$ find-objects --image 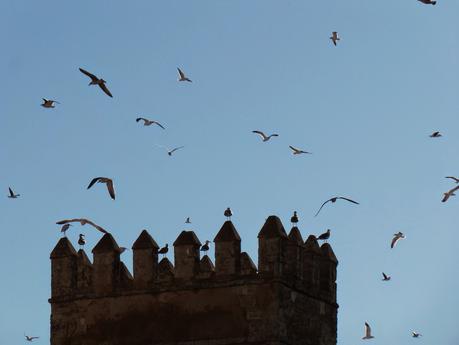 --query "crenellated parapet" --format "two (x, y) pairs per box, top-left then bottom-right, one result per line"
(49, 214), (339, 345)
(49, 215), (338, 302)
